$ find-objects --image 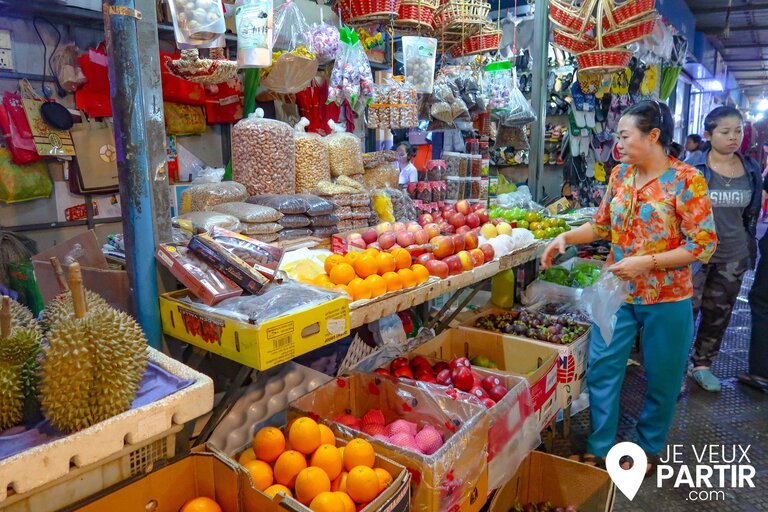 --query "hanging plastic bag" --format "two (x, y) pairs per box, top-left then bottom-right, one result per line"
(580, 270), (630, 346)
(402, 36), (437, 94)
(0, 148), (52, 203)
(328, 28), (374, 107)
(168, 0), (226, 44)
(50, 43), (87, 93)
(235, 0), (274, 68)
(308, 22), (341, 65)
(261, 0), (318, 94)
